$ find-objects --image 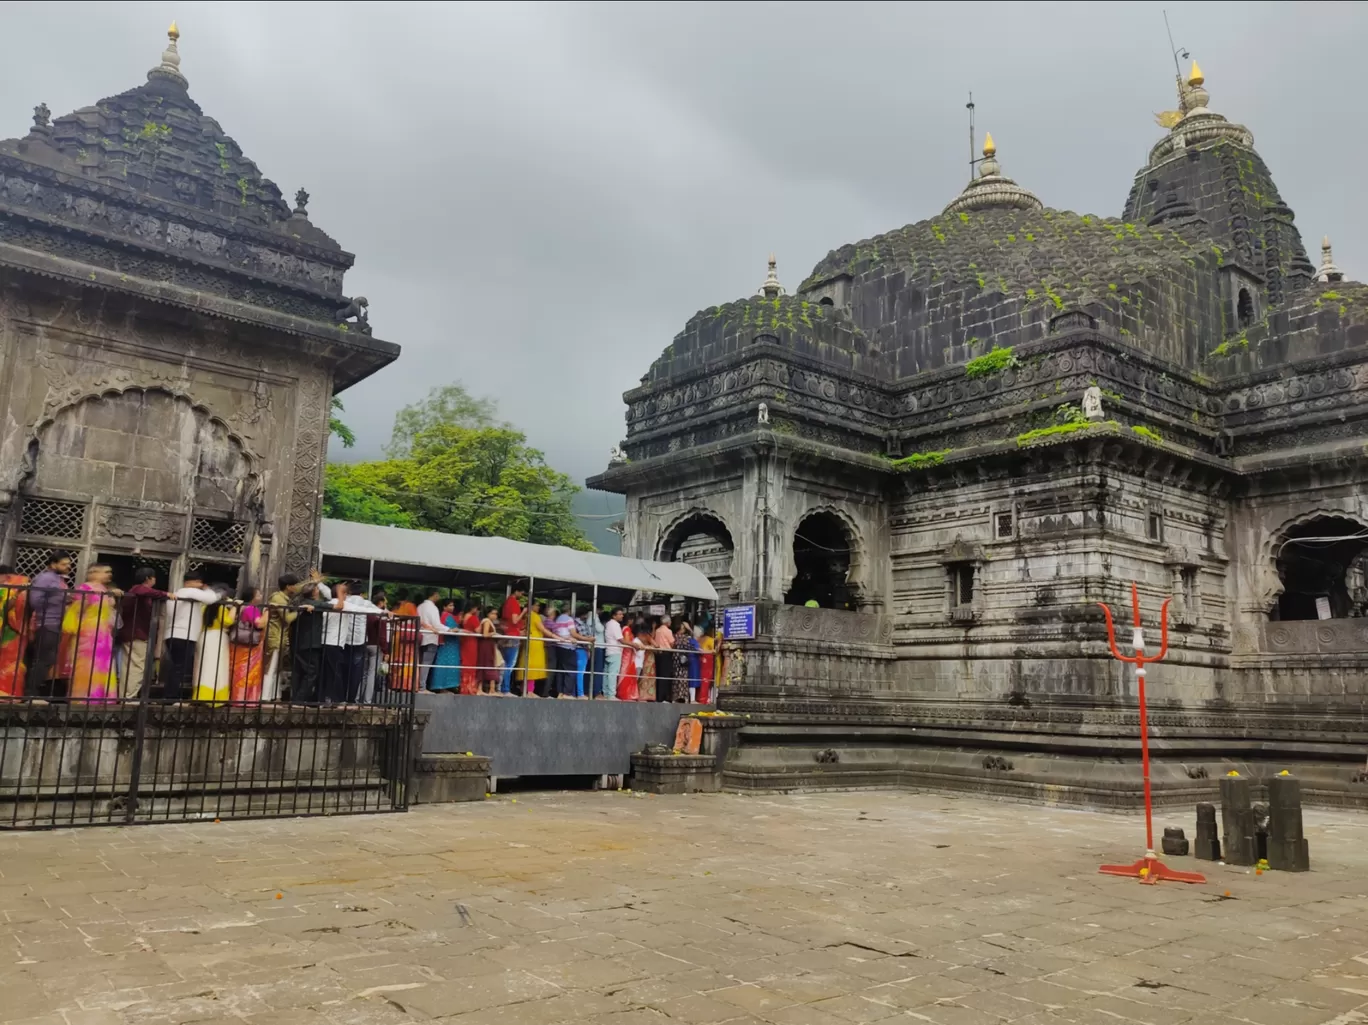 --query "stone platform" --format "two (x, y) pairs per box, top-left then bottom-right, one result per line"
(718, 695), (1368, 810)
(416, 693), (707, 780)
